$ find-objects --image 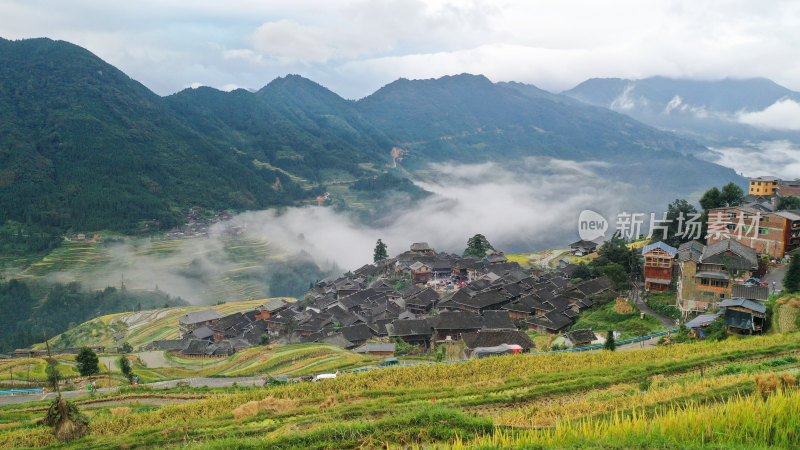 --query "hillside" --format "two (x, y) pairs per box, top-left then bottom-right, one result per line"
(0, 38), (311, 251)
(1, 332), (799, 447)
(1, 38), (744, 259)
(563, 76), (800, 146)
